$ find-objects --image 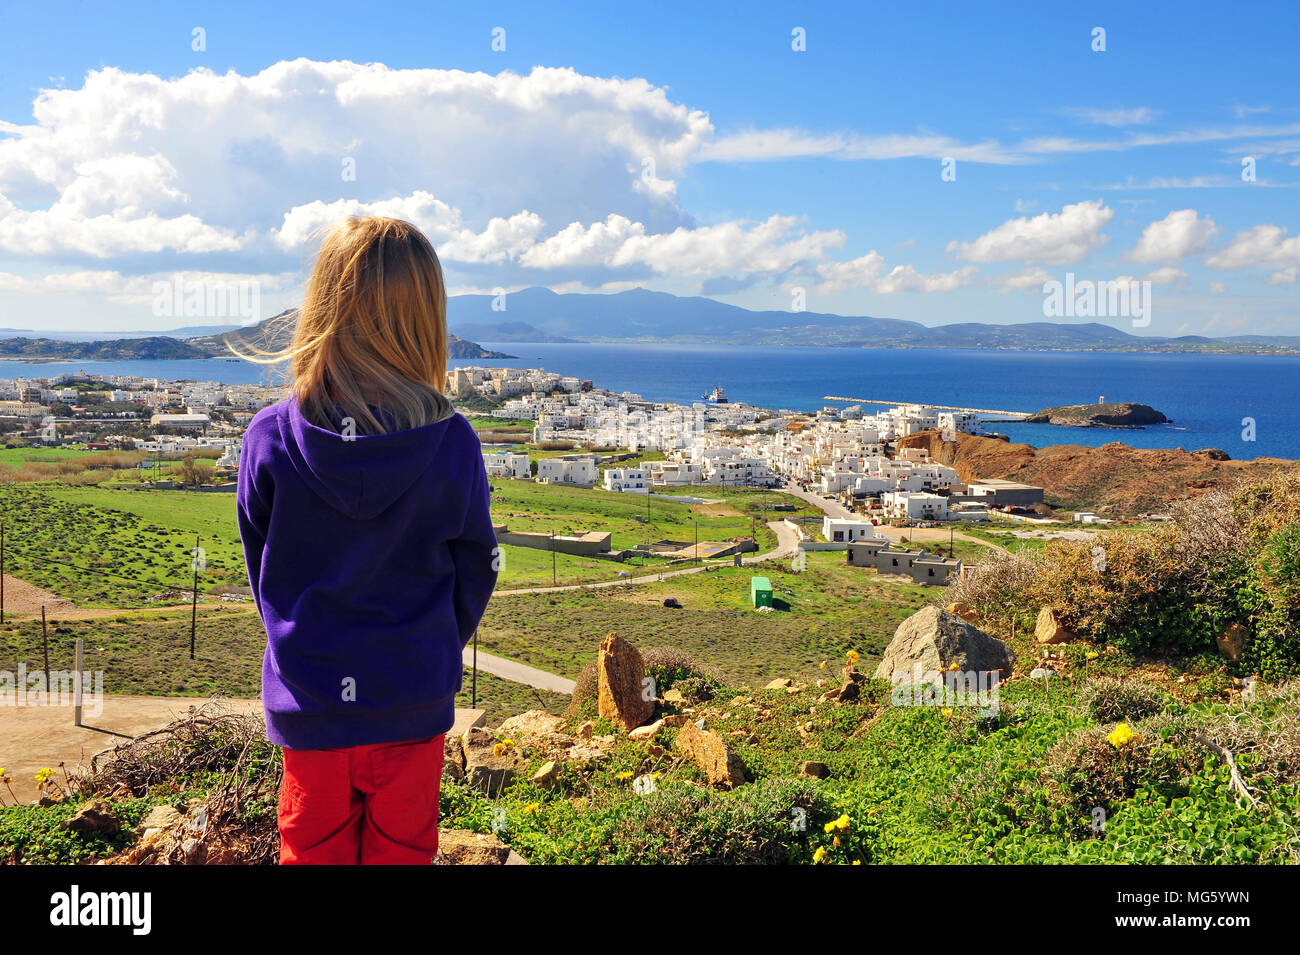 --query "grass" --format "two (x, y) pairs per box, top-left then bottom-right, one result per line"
(479, 551), (937, 685)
